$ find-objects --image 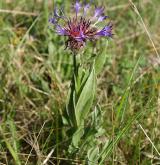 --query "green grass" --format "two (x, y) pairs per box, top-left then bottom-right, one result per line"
(0, 0), (160, 164)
